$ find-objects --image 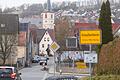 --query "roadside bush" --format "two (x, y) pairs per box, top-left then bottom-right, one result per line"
(94, 38), (120, 75)
(81, 75), (120, 80)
